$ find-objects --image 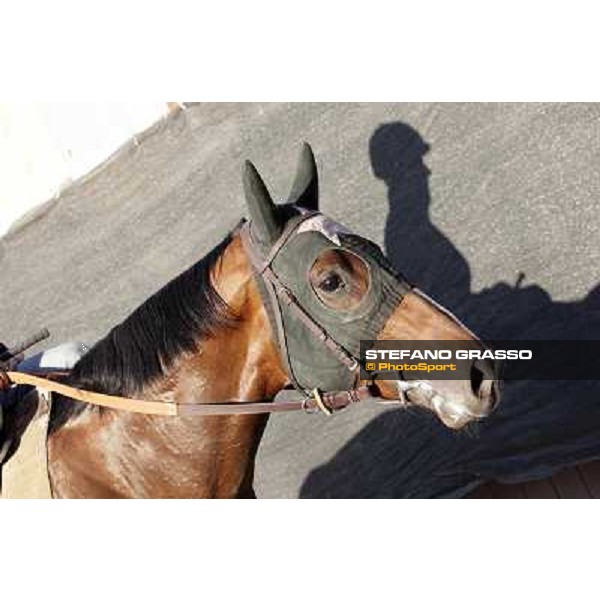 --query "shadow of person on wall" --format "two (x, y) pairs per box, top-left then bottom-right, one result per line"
(300, 122), (600, 498)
